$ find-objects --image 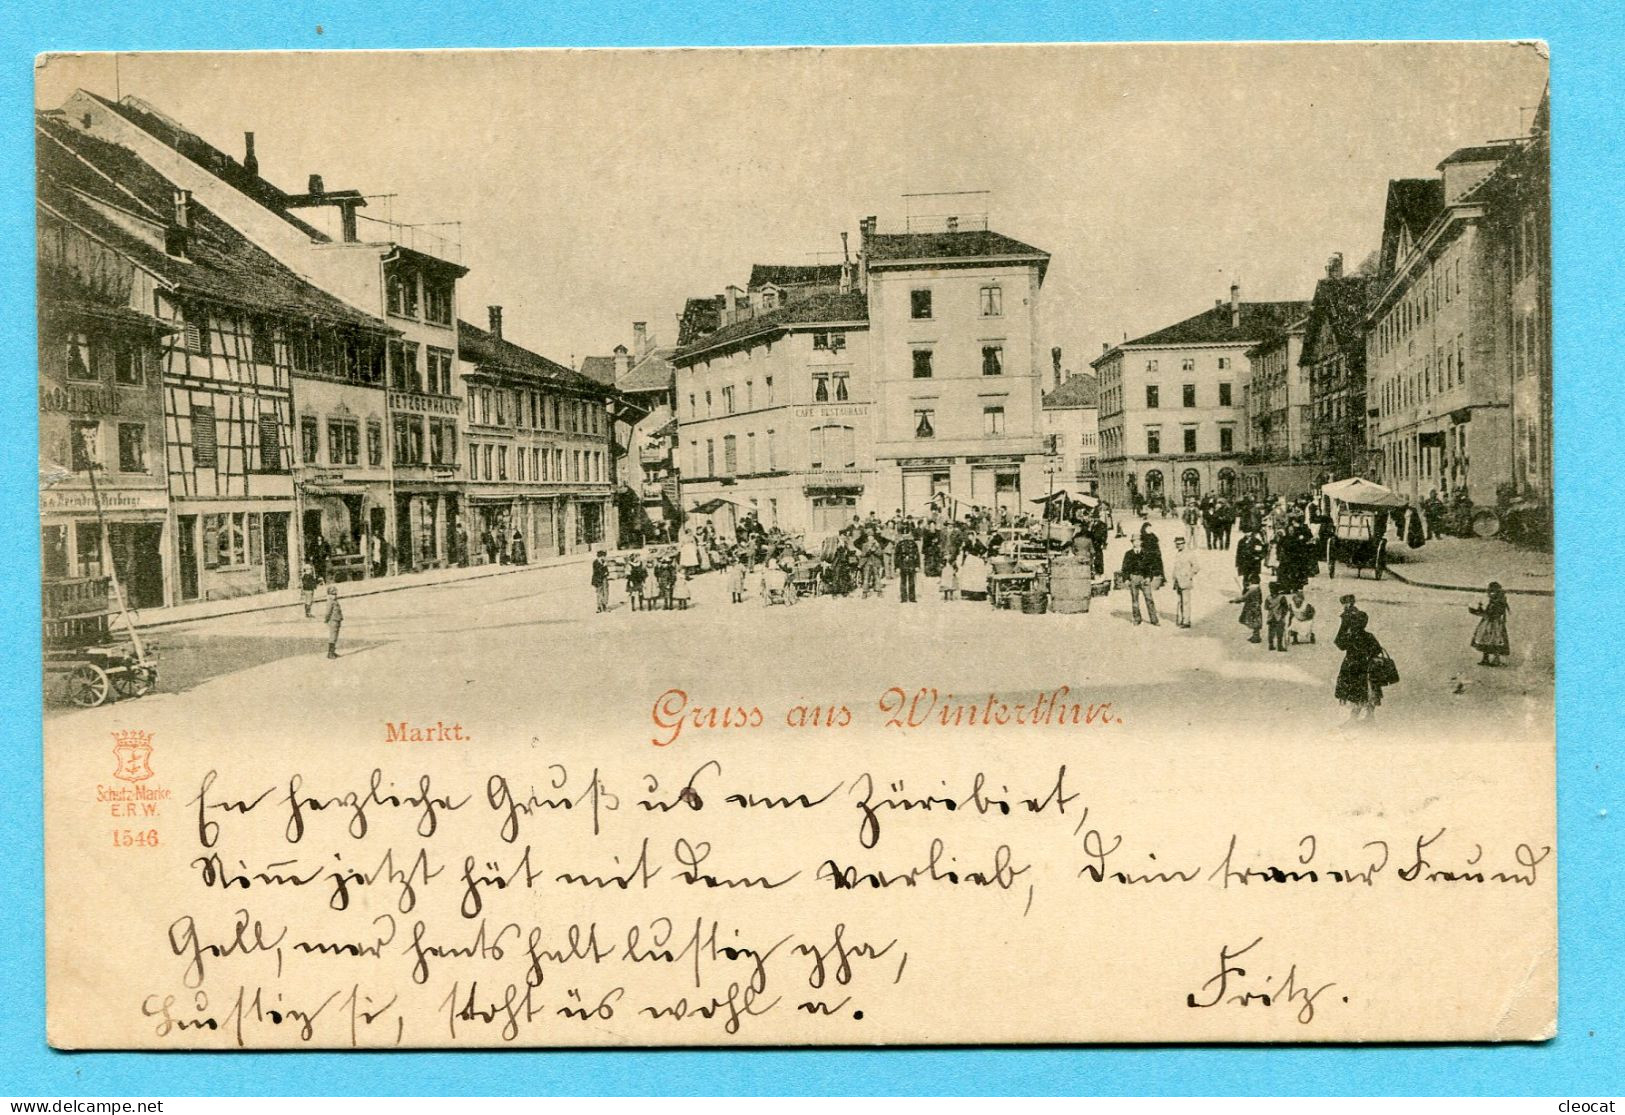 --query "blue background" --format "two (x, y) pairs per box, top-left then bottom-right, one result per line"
(2, 1), (1618, 1096)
